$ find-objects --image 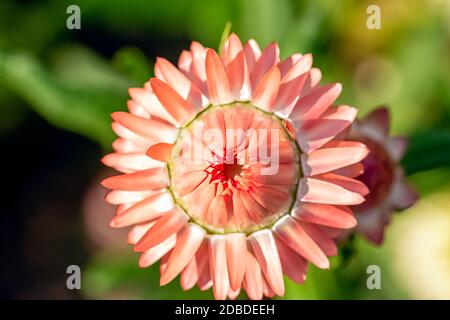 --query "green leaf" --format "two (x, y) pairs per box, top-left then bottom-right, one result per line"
(402, 130), (450, 175)
(51, 44), (132, 91)
(83, 250), (214, 299)
(279, 1), (333, 56)
(112, 46), (152, 85)
(238, 0), (291, 47)
(0, 51), (129, 148)
(333, 235), (357, 268)
(218, 21), (232, 54)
